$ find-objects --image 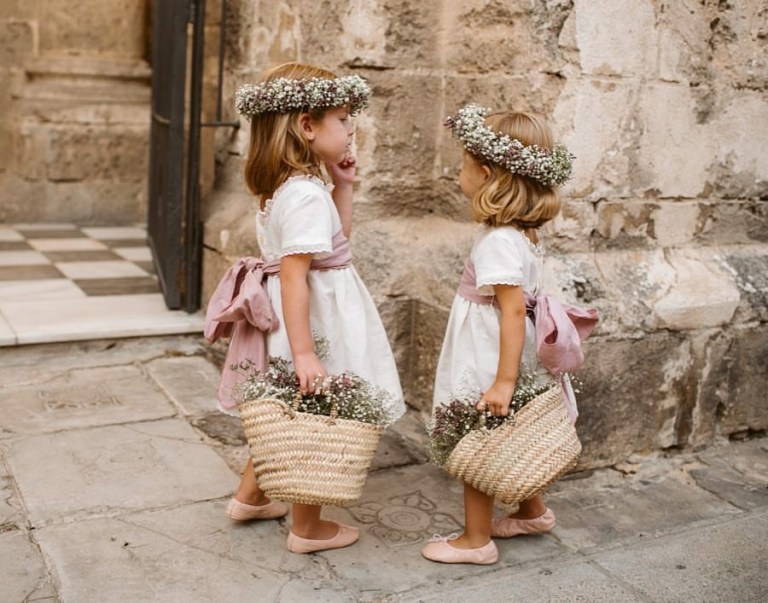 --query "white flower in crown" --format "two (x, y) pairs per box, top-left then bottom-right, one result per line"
(444, 104), (574, 187)
(235, 75), (371, 118)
